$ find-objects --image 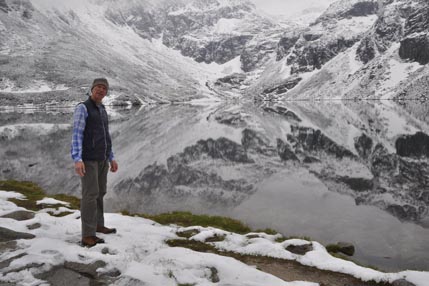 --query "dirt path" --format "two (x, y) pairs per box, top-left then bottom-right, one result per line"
(235, 255), (391, 286)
